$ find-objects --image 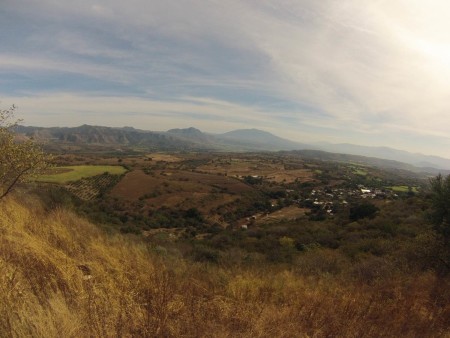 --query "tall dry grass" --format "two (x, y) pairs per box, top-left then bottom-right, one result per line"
(0, 195), (449, 337)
